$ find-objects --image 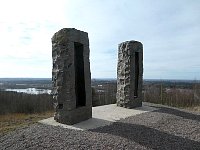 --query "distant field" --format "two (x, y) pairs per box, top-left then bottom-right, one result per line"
(0, 78), (52, 90)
